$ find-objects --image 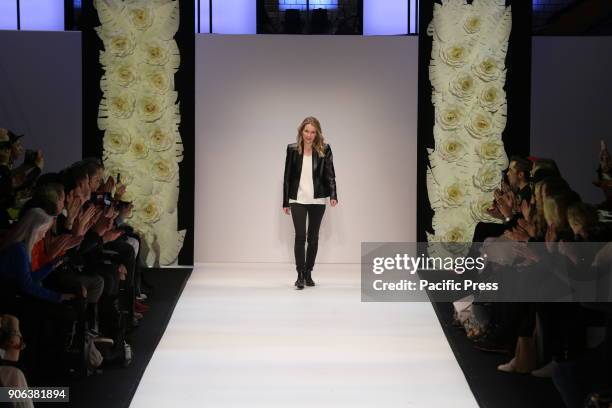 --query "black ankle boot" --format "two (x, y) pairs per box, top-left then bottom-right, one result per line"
(294, 271), (305, 289)
(304, 269), (315, 286)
